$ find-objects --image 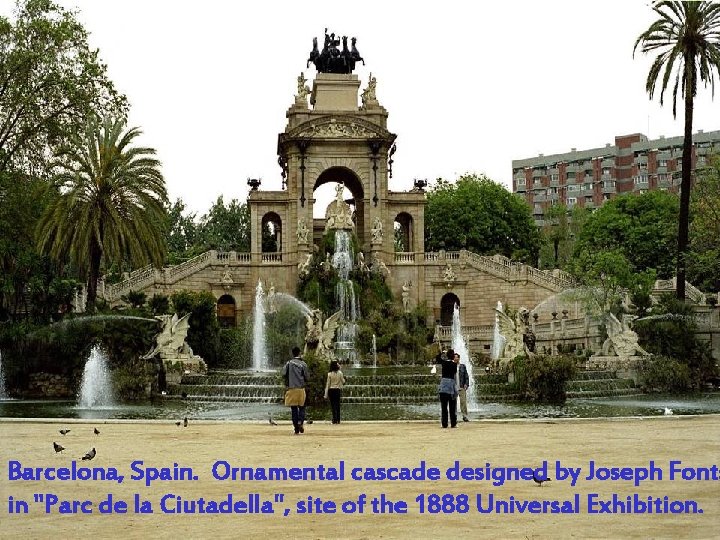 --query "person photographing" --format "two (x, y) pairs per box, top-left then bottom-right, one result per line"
(434, 342), (458, 428)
